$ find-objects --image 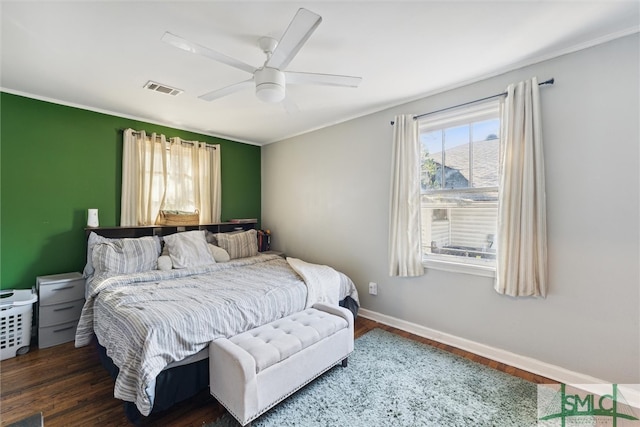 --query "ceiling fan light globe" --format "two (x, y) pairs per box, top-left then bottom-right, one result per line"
(256, 83), (285, 103)
(254, 67), (286, 103)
